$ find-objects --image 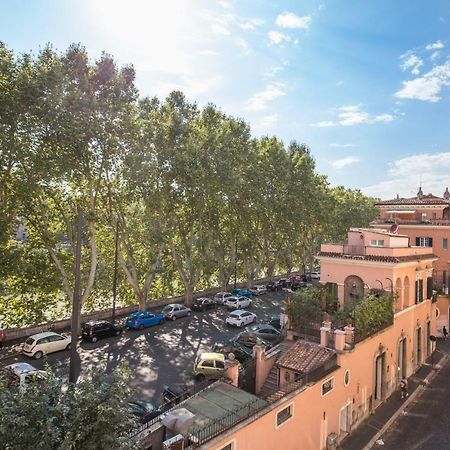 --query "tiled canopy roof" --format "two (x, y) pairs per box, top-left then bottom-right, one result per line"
(317, 252), (438, 264)
(375, 194), (450, 206)
(276, 341), (336, 374)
